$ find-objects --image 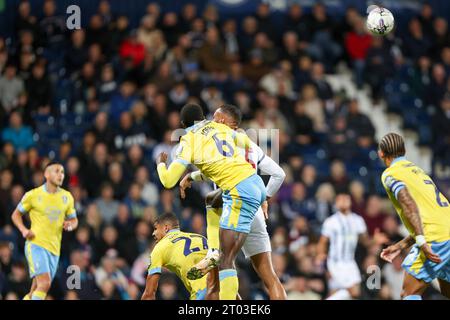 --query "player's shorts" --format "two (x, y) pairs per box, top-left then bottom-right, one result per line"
(327, 260), (362, 290)
(242, 207), (272, 259)
(402, 240), (450, 283)
(24, 241), (59, 280)
(220, 174), (266, 234)
(193, 287), (207, 300)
